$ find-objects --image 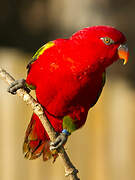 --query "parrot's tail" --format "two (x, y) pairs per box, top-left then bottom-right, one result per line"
(23, 113), (58, 162)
